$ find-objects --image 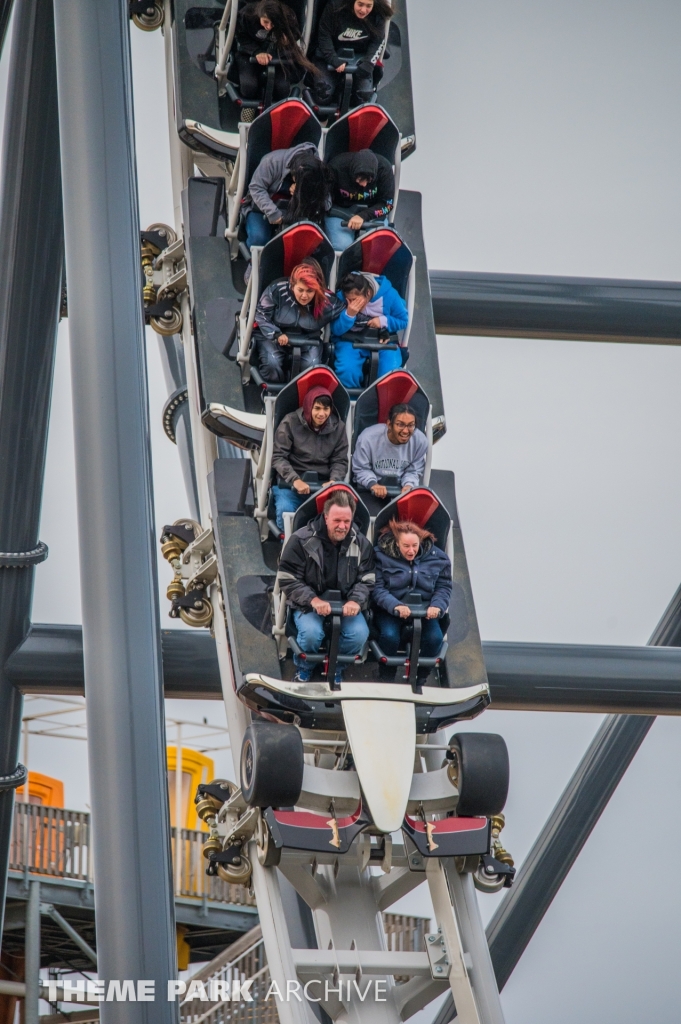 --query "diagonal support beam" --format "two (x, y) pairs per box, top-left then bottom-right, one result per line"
(433, 582), (681, 1023)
